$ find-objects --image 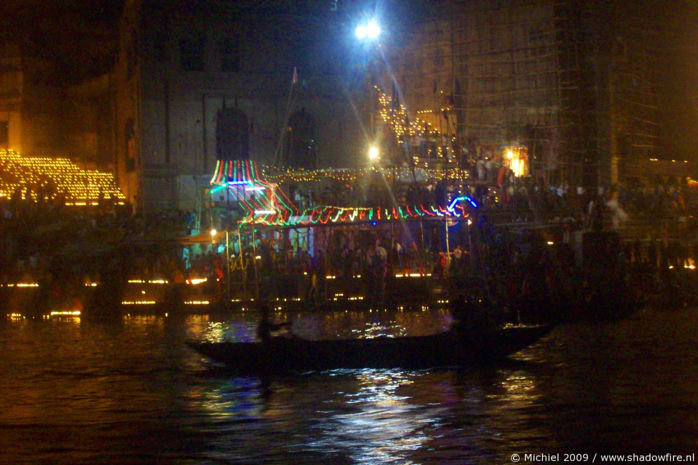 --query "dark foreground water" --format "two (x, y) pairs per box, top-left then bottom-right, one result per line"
(0, 306), (696, 465)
